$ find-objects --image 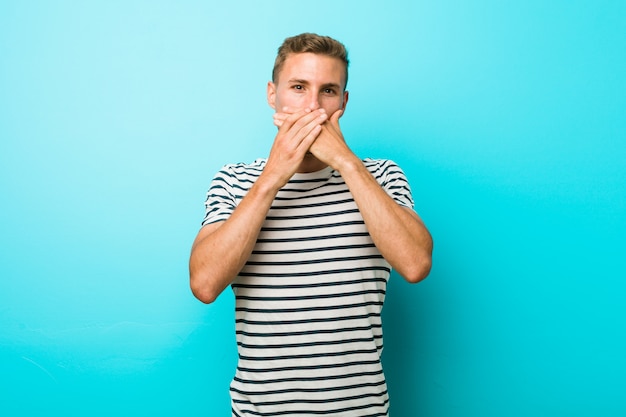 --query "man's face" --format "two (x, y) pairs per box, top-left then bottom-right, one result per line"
(267, 52), (348, 116)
